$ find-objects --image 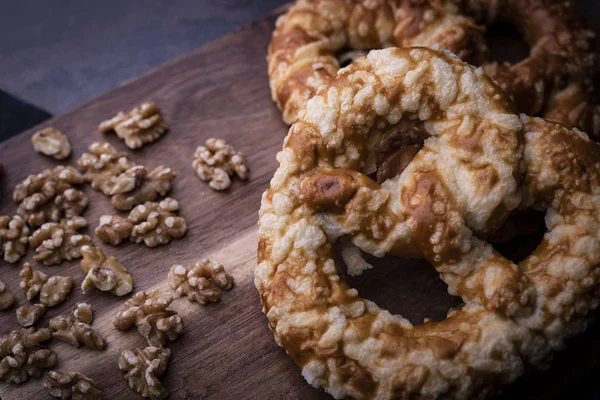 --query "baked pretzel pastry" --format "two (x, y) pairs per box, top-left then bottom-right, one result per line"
(256, 48), (600, 399)
(269, 0), (599, 139)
